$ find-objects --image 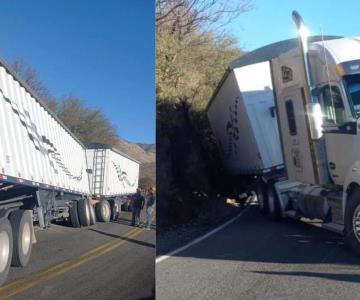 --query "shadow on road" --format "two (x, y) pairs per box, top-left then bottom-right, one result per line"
(113, 217), (133, 226)
(138, 285), (155, 300)
(88, 228), (155, 248)
(112, 217), (156, 230)
(169, 205), (360, 267)
(250, 270), (360, 284)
